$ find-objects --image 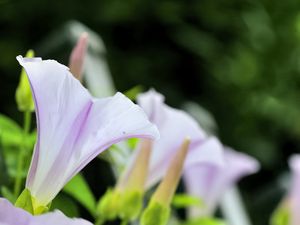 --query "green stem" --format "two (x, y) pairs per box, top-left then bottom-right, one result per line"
(14, 111), (31, 197)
